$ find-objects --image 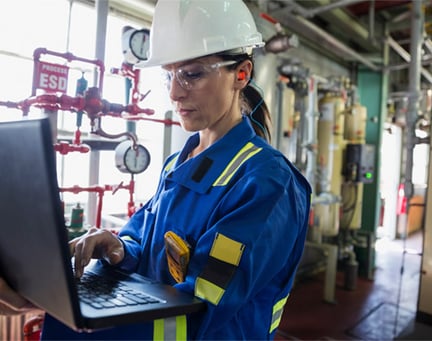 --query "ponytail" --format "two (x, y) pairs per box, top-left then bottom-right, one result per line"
(241, 84), (272, 143)
(216, 52), (272, 142)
